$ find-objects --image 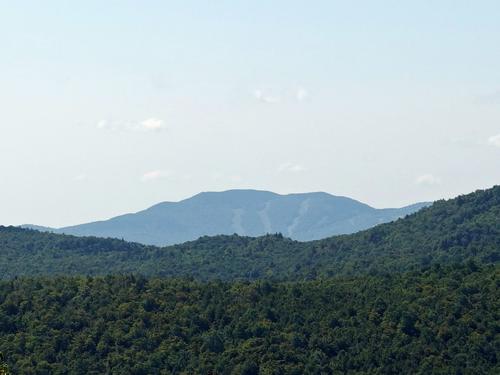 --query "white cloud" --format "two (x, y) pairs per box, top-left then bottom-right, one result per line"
(139, 118), (165, 131)
(141, 170), (169, 182)
(415, 174), (442, 186)
(487, 134), (500, 148)
(296, 87), (309, 101)
(253, 89), (280, 104)
(278, 162), (306, 173)
(253, 86), (310, 103)
(96, 118), (165, 132)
